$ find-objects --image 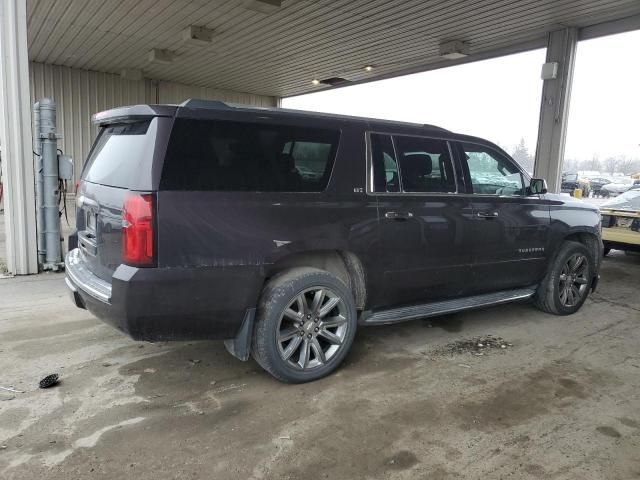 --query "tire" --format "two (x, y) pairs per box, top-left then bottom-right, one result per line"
(252, 267), (357, 383)
(533, 241), (594, 315)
